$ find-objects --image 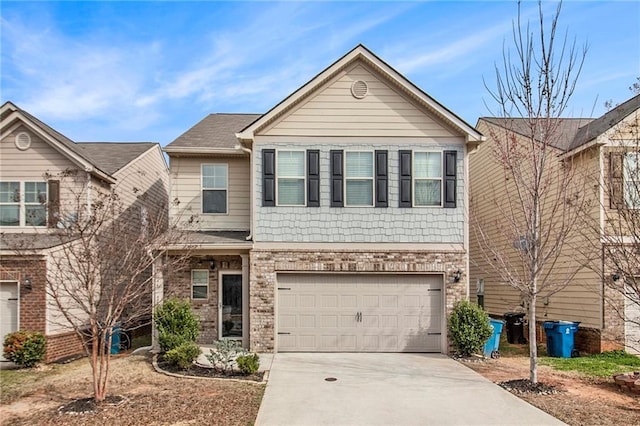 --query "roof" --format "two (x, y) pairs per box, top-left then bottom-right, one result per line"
(237, 44), (484, 144)
(77, 142), (156, 174)
(0, 233), (77, 251)
(163, 231), (252, 250)
(165, 114), (261, 152)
